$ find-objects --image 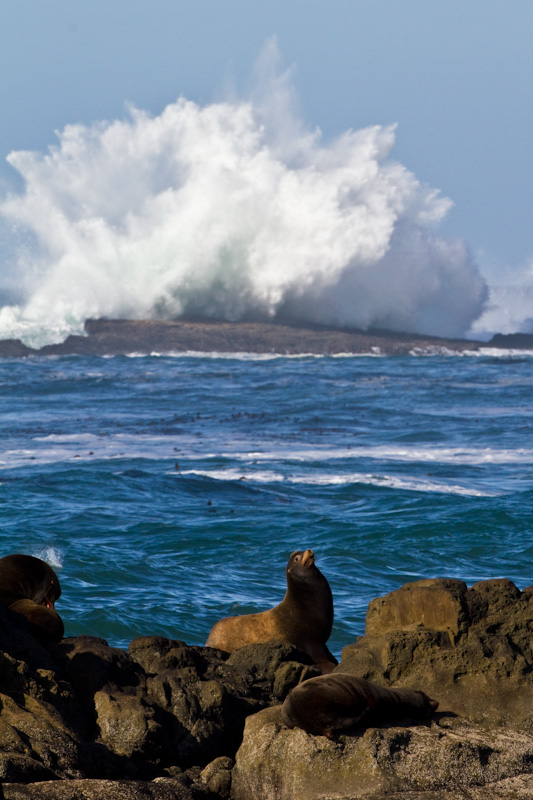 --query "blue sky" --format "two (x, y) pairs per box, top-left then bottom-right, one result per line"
(1, 0), (532, 336)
